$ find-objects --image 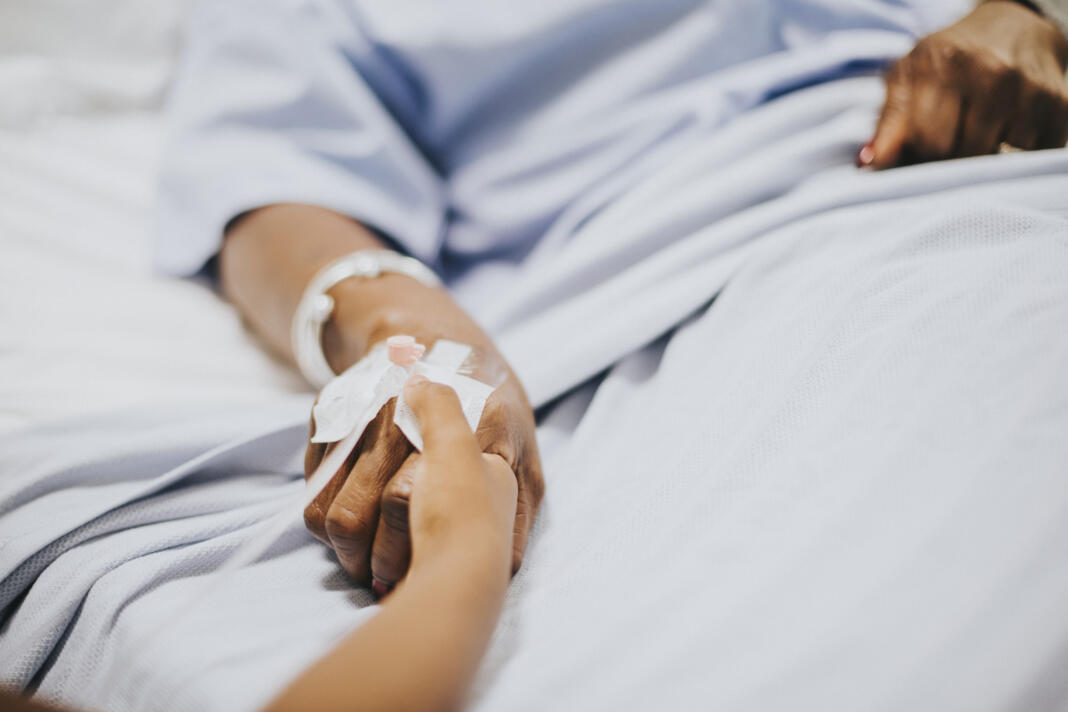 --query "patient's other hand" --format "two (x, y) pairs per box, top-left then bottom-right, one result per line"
(861, 0), (1068, 169)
